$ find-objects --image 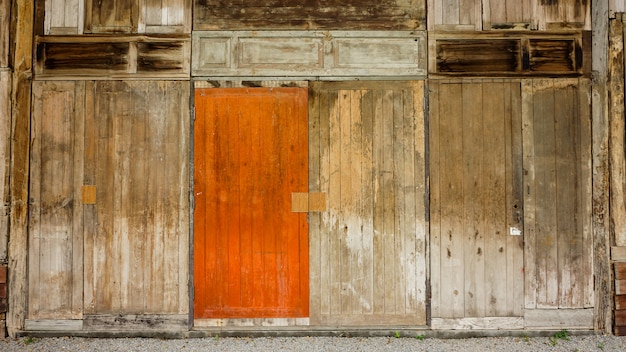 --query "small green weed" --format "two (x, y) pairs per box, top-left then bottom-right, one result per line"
(23, 337), (36, 345)
(548, 329), (570, 346)
(394, 331), (401, 338)
(415, 334), (425, 340)
(598, 341), (605, 350)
